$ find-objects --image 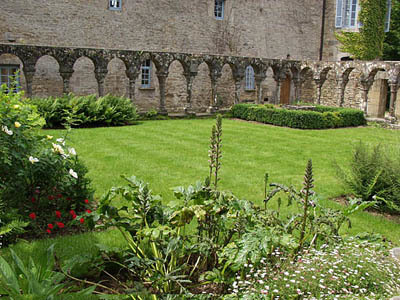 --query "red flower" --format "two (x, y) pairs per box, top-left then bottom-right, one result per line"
(84, 199), (89, 204)
(55, 211), (61, 218)
(56, 222), (65, 228)
(86, 209), (92, 214)
(29, 212), (36, 220)
(46, 229), (51, 234)
(56, 194), (63, 199)
(47, 224), (54, 229)
(31, 197), (36, 203)
(66, 197), (71, 201)
(48, 195), (55, 201)
(72, 214), (76, 219)
(79, 218), (85, 224)
(35, 189), (40, 194)
(69, 210), (75, 216)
